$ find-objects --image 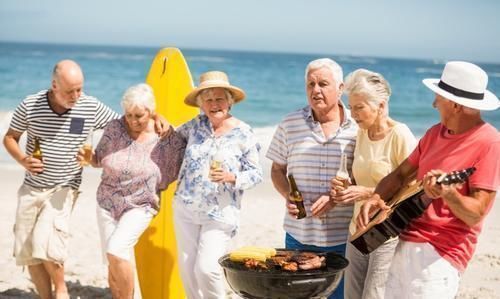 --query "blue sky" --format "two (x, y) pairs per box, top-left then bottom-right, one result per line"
(1, 0), (499, 63)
